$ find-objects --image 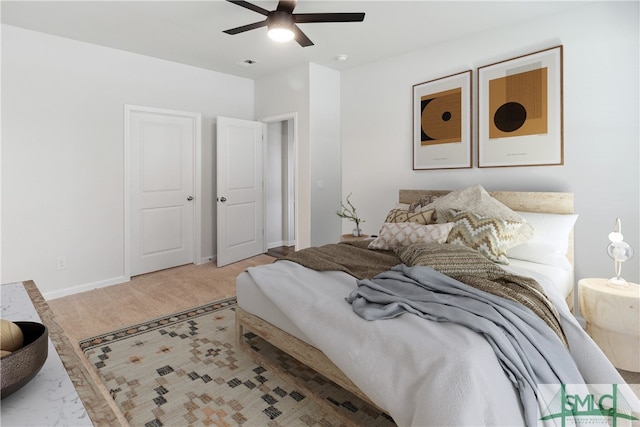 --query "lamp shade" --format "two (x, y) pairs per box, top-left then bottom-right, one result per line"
(268, 27), (294, 42)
